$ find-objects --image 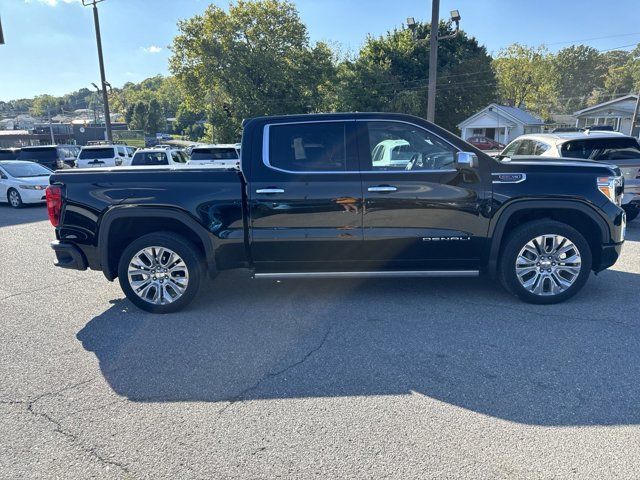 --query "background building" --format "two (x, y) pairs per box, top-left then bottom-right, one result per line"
(457, 104), (544, 144)
(573, 94), (639, 136)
